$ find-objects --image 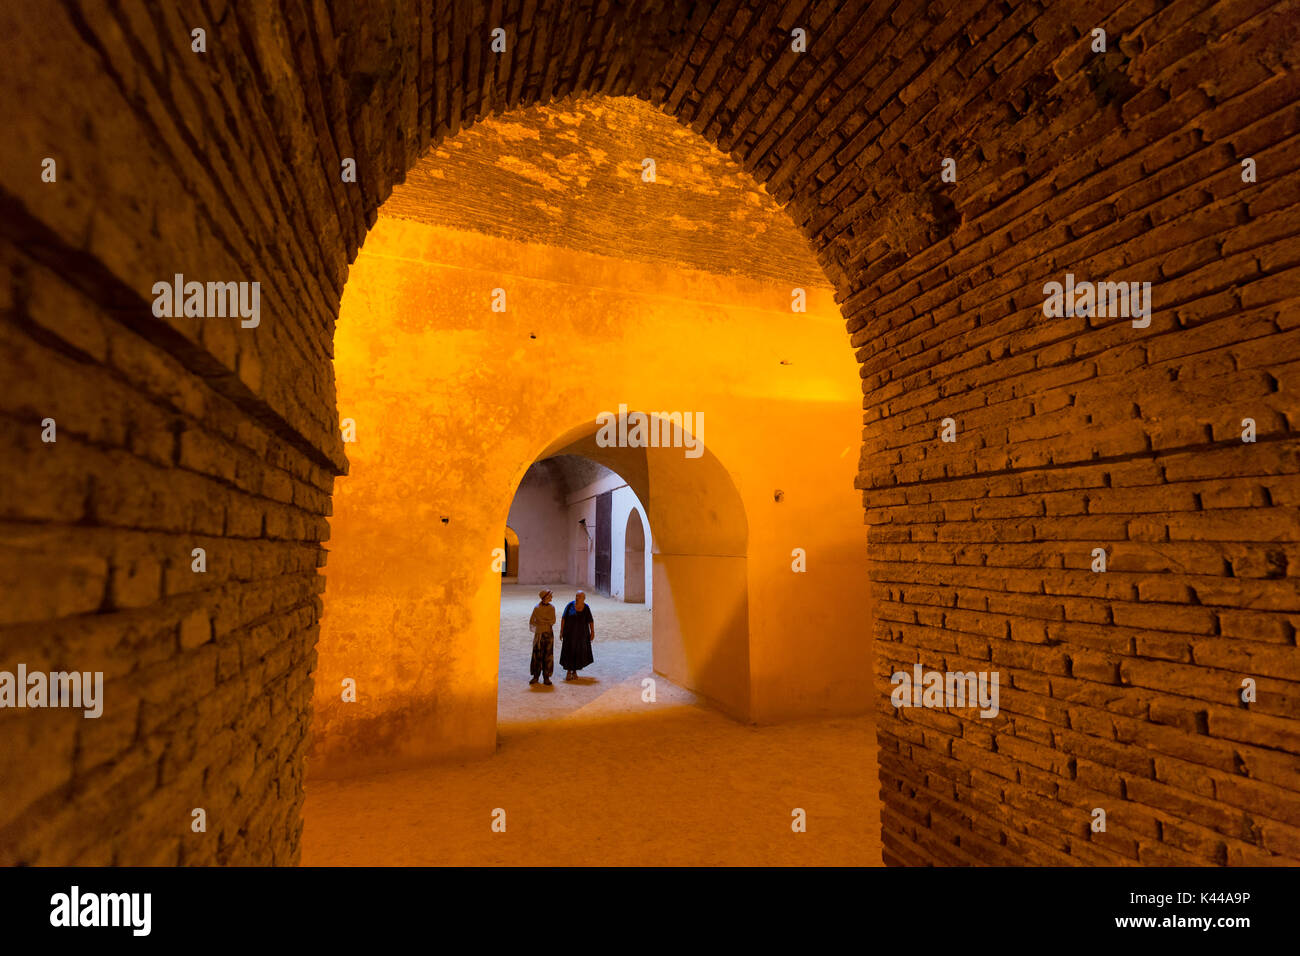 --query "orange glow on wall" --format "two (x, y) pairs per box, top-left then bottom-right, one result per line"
(315, 216), (872, 776)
